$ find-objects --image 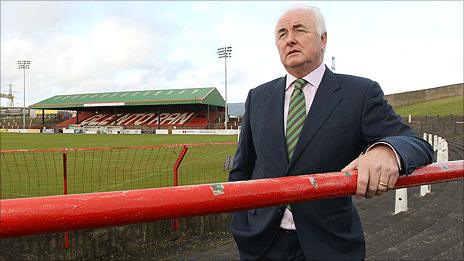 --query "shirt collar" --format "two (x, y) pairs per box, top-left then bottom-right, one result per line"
(285, 63), (326, 91)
